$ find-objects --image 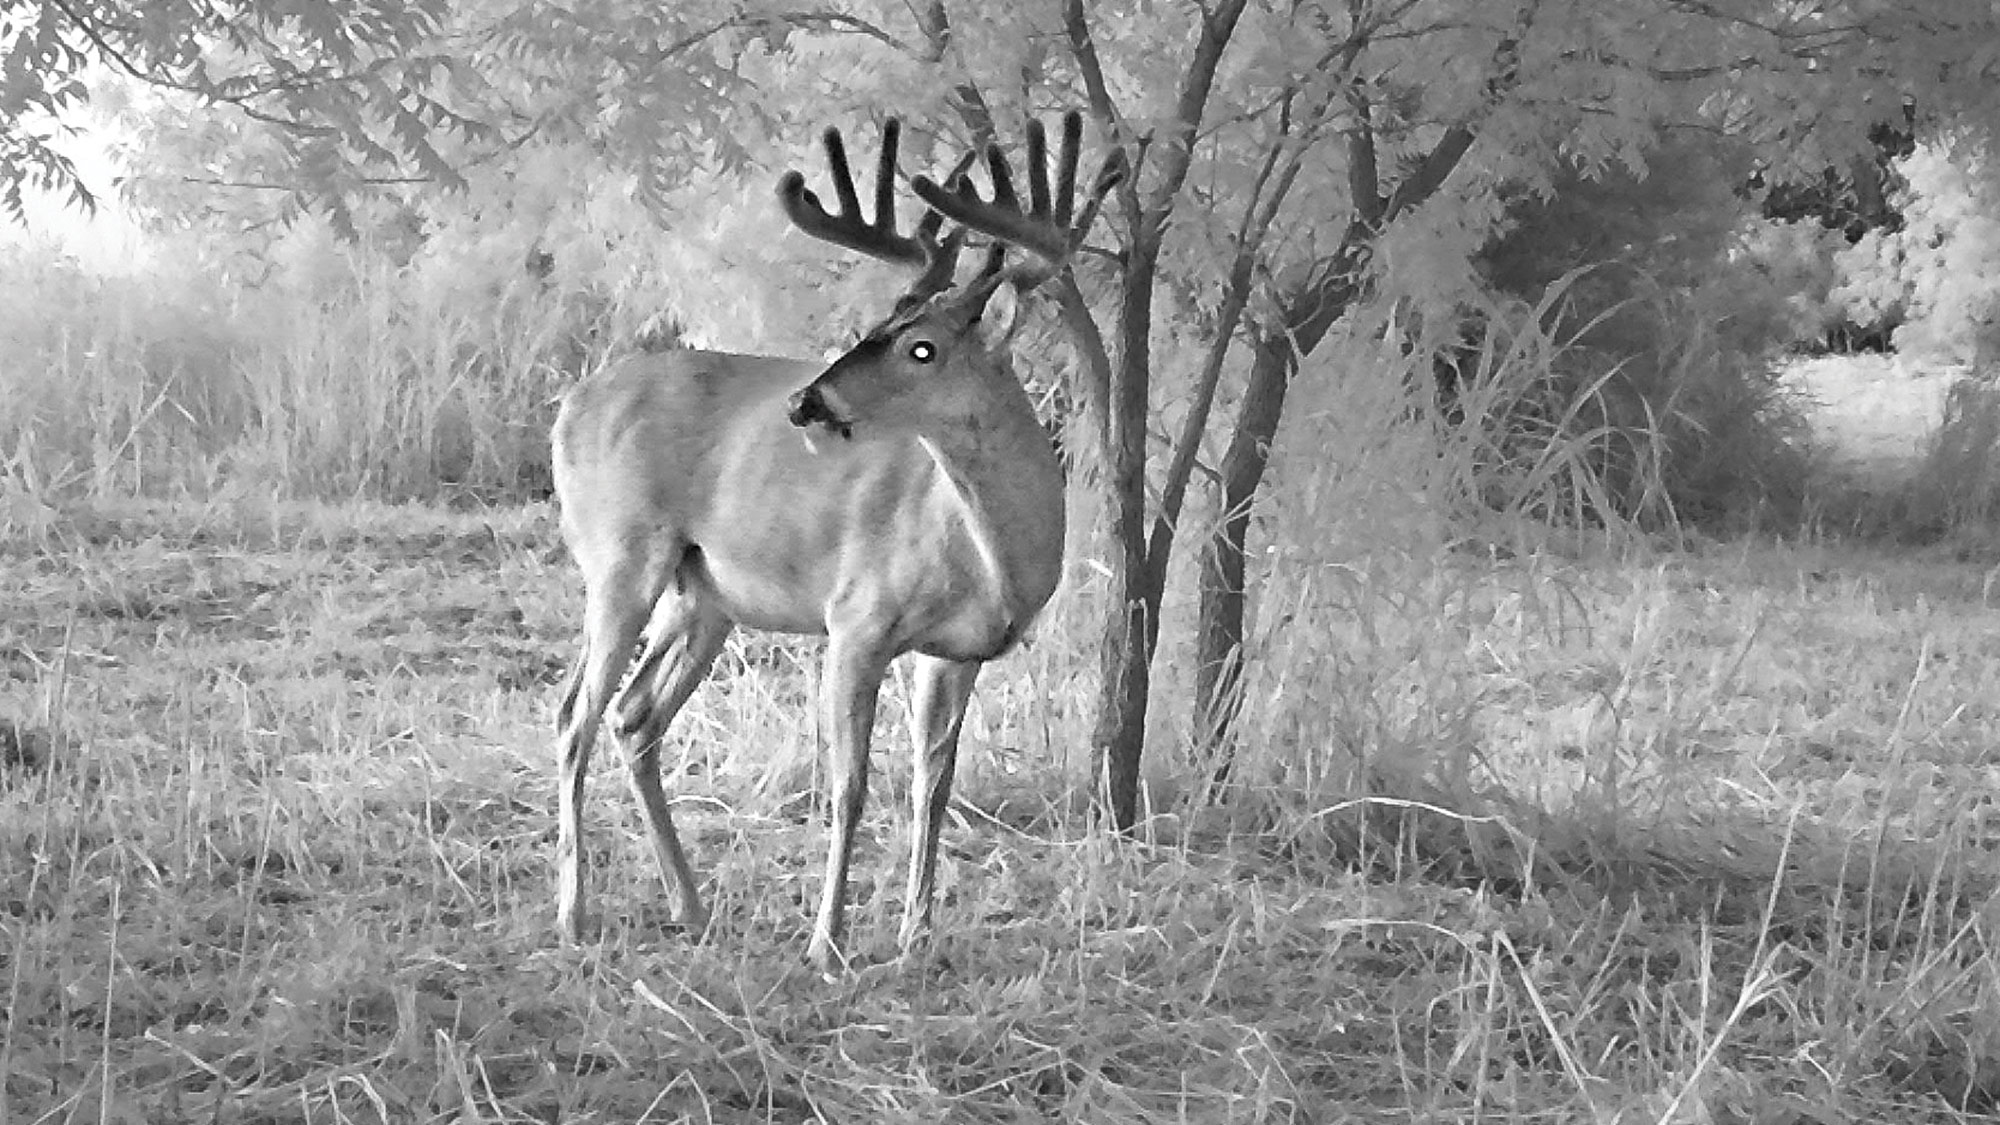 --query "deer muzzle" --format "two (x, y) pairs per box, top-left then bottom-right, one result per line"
(787, 385), (853, 440)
